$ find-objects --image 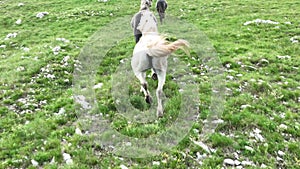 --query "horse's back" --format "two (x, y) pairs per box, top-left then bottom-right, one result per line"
(132, 35), (168, 73)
